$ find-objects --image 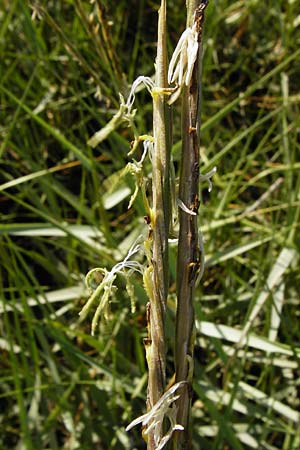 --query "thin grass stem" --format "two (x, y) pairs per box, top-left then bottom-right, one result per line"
(145, 0), (170, 447)
(174, 1), (208, 448)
